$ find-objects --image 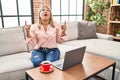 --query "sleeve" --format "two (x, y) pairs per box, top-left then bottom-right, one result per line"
(55, 22), (68, 44)
(26, 24), (38, 49)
